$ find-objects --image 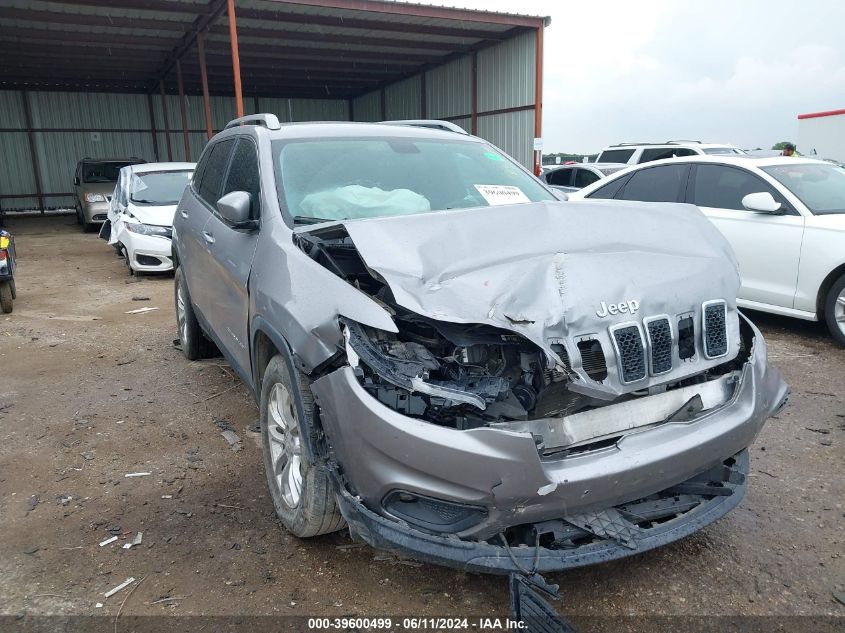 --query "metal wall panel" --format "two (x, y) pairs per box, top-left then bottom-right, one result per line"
(0, 90), (26, 129)
(33, 131), (157, 204)
(385, 76), (422, 120)
(352, 91), (381, 122)
(477, 30), (536, 111)
(477, 109), (534, 168)
(28, 91), (152, 129)
(156, 131), (209, 163)
(256, 97), (349, 122)
(450, 117), (472, 134)
(426, 56), (472, 119)
(0, 131), (37, 210)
